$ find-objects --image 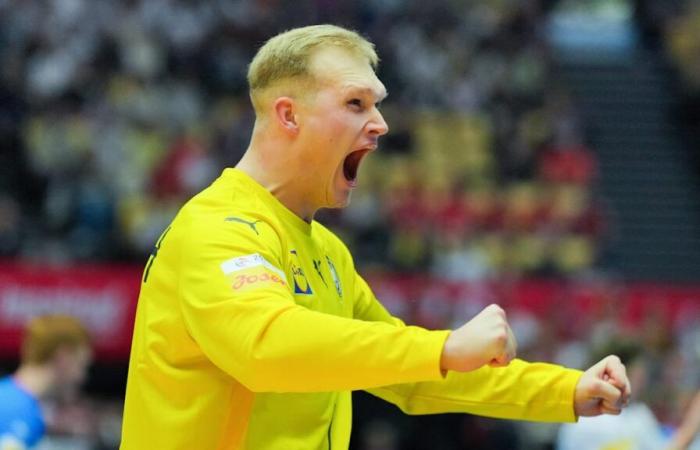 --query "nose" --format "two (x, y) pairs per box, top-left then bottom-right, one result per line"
(367, 109), (389, 137)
